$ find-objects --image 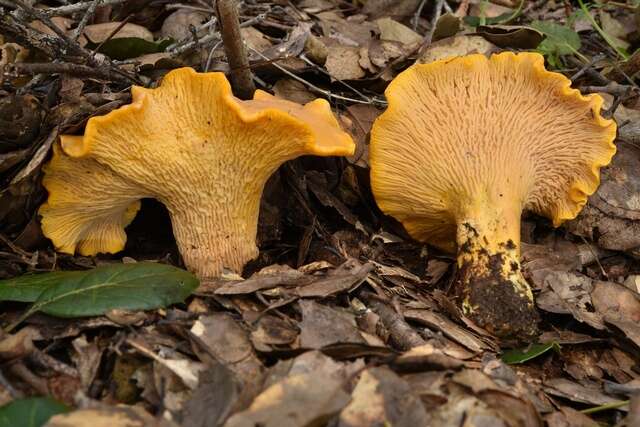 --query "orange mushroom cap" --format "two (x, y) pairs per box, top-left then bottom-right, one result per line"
(40, 68), (354, 278)
(370, 52), (616, 337)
